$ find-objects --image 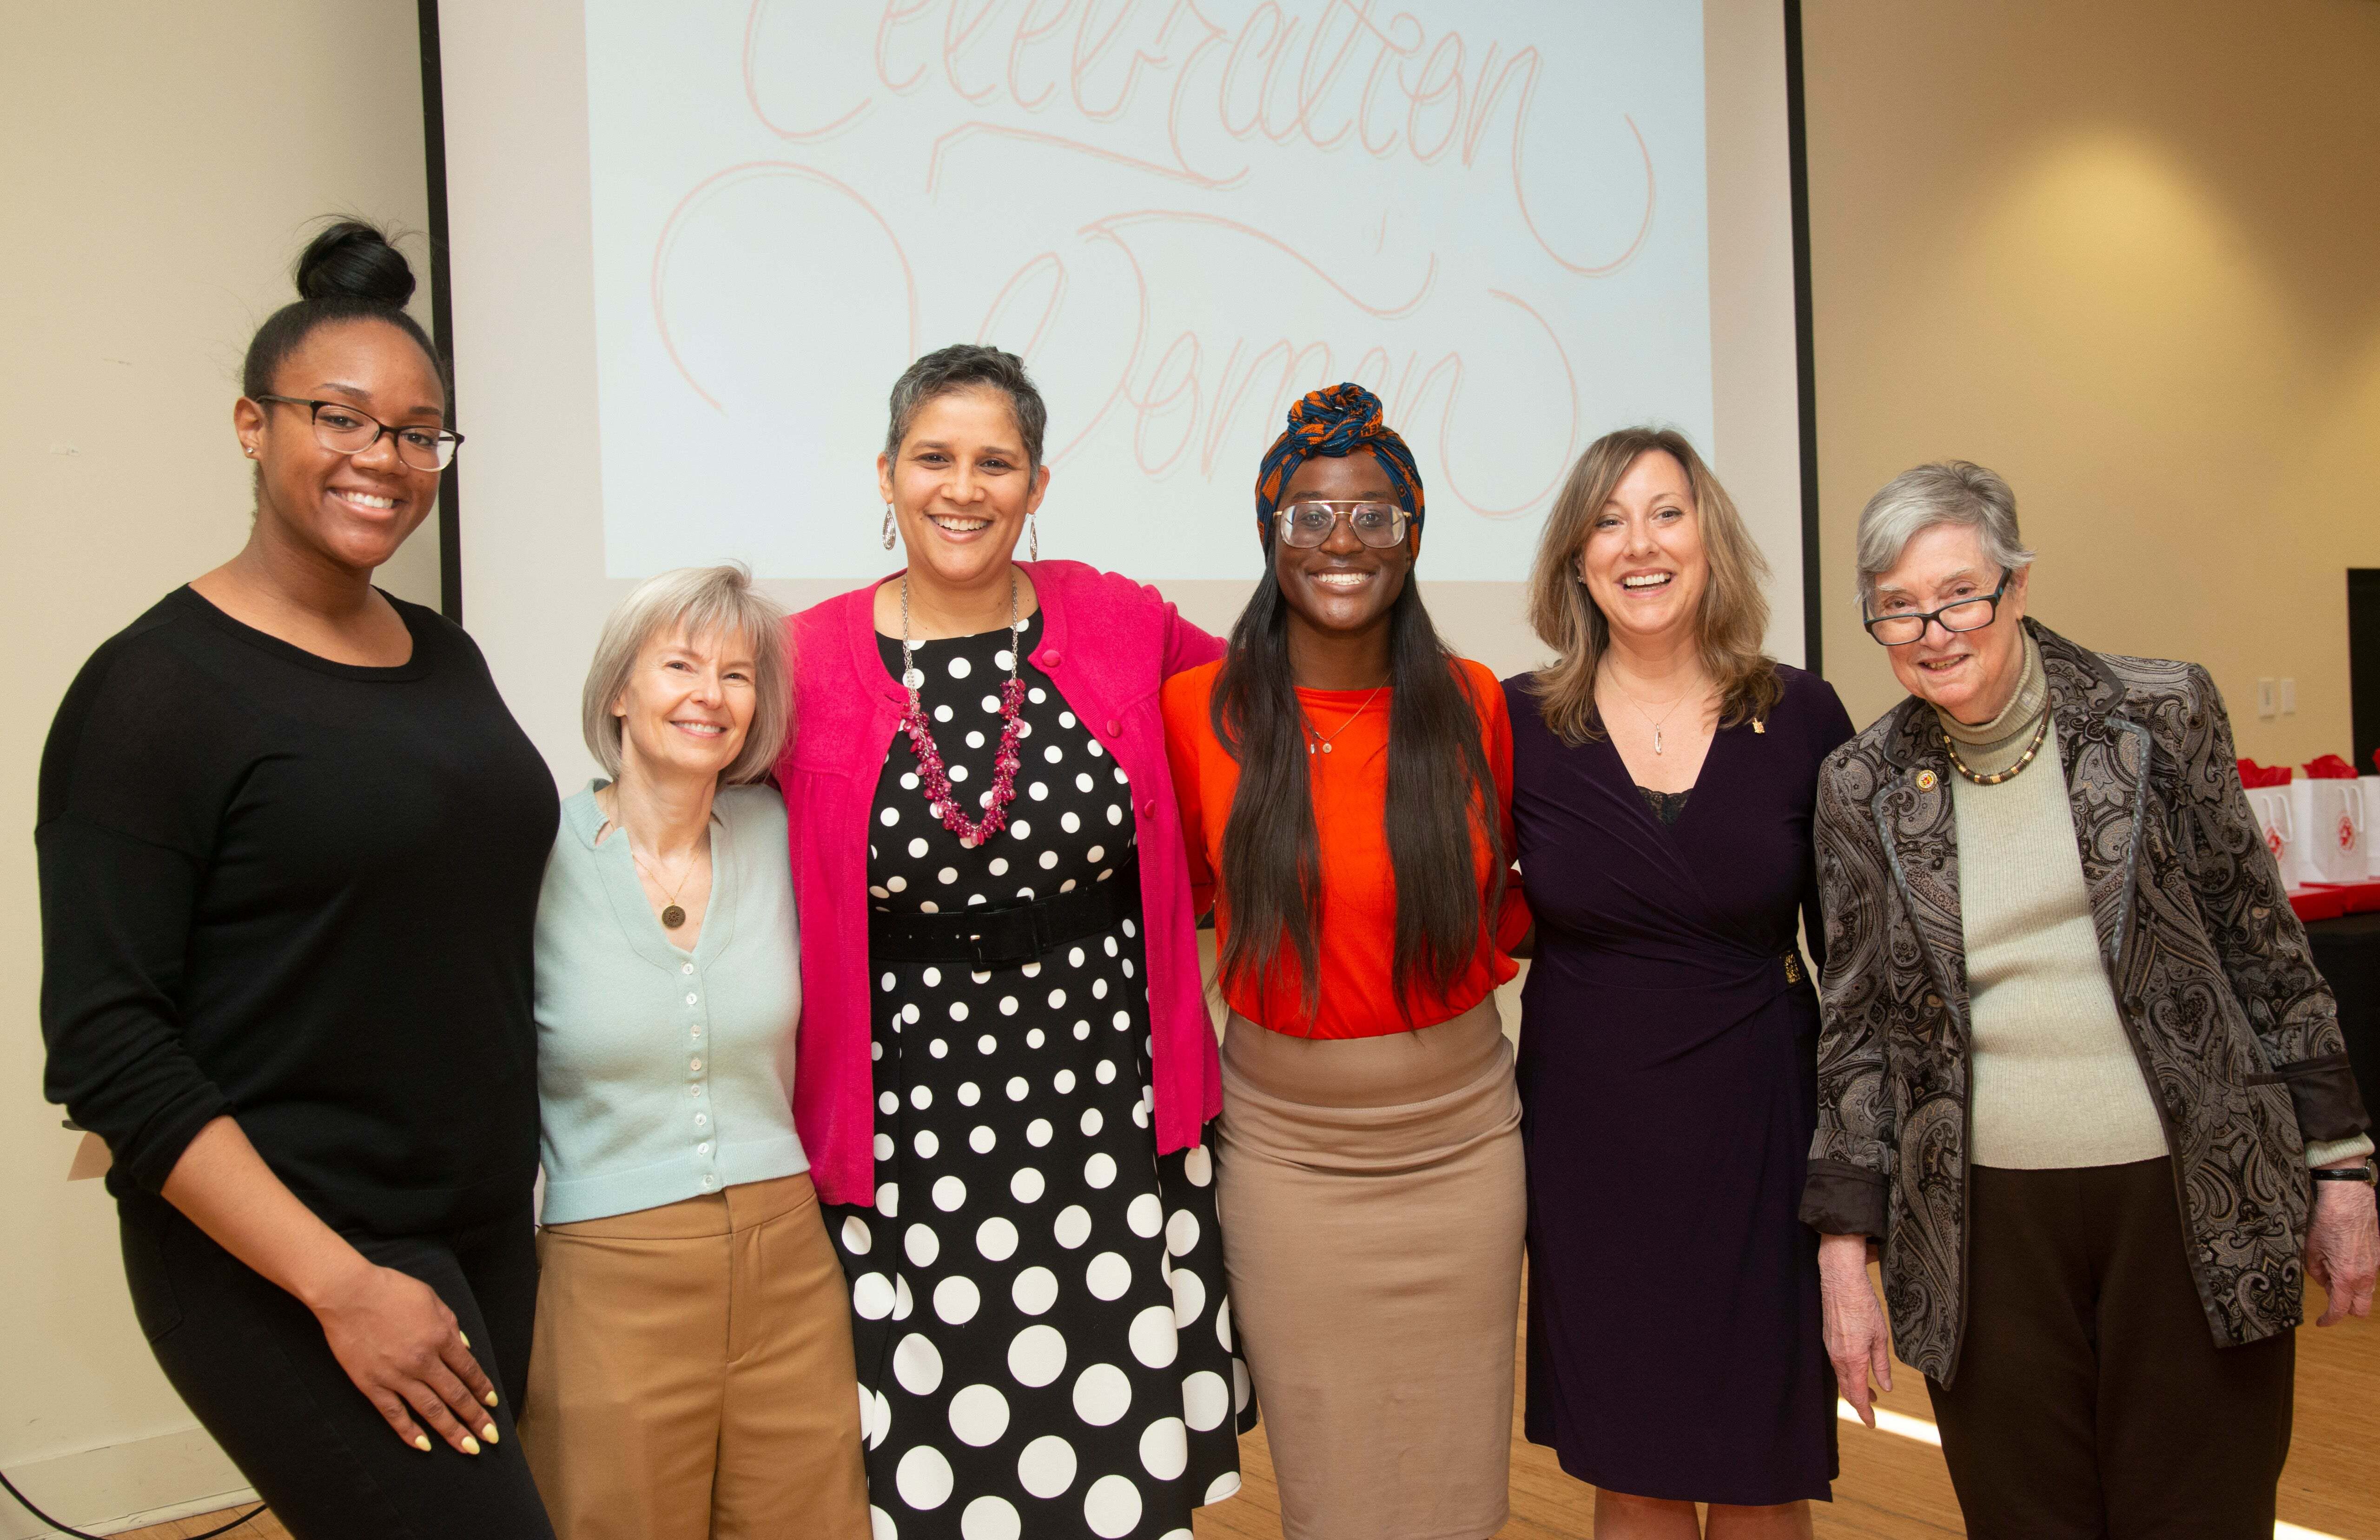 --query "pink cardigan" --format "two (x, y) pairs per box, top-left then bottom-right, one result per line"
(777, 561), (1227, 1206)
